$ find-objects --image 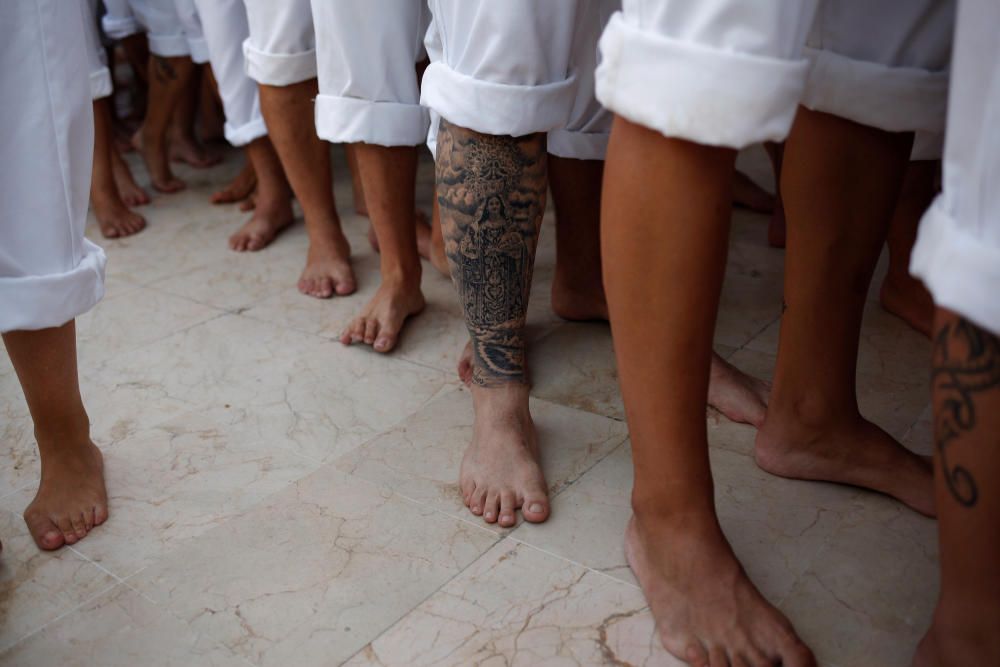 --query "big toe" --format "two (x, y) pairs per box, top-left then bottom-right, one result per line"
(521, 492), (550, 523)
(25, 513), (65, 550)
